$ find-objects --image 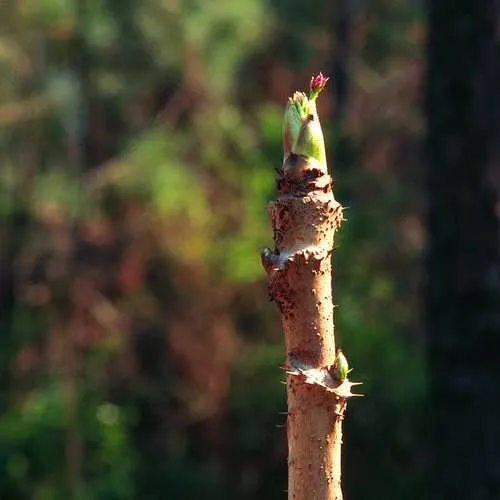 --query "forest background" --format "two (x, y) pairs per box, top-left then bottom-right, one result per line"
(2, 0), (496, 499)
